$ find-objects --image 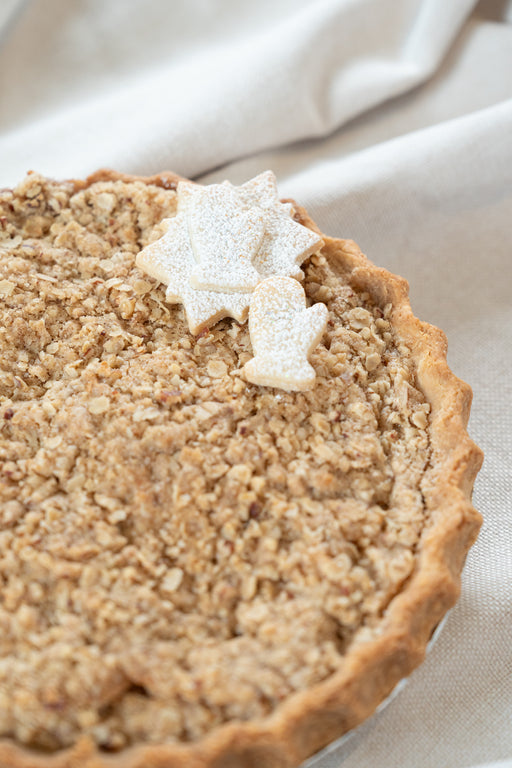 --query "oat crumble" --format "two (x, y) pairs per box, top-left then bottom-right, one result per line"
(0, 173), (431, 751)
